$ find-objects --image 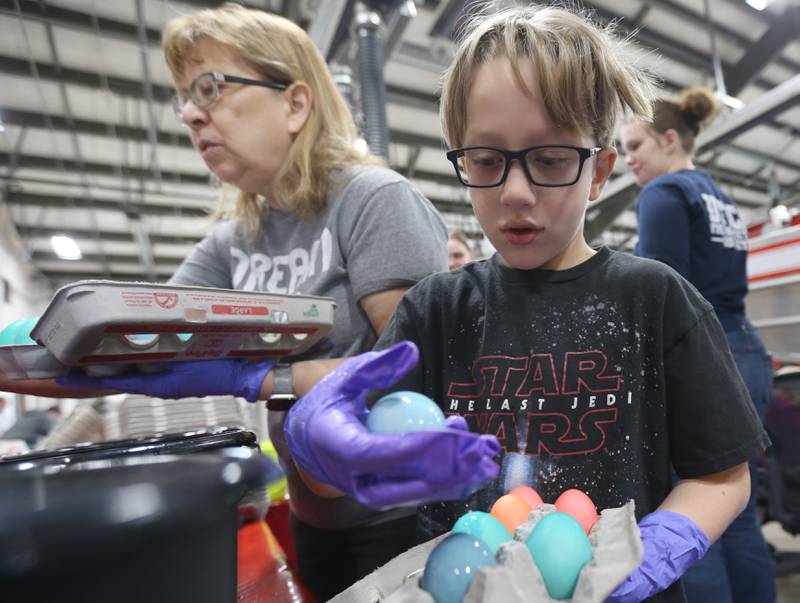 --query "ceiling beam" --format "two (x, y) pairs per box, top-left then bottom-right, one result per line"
(584, 4), (780, 93)
(699, 73), (800, 148)
(646, 0), (800, 78)
(0, 0), (161, 44)
(6, 190), (210, 218)
(15, 225), (200, 246)
(0, 55), (174, 101)
(31, 249), (182, 267)
(725, 4), (800, 96)
(0, 153), (210, 186)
